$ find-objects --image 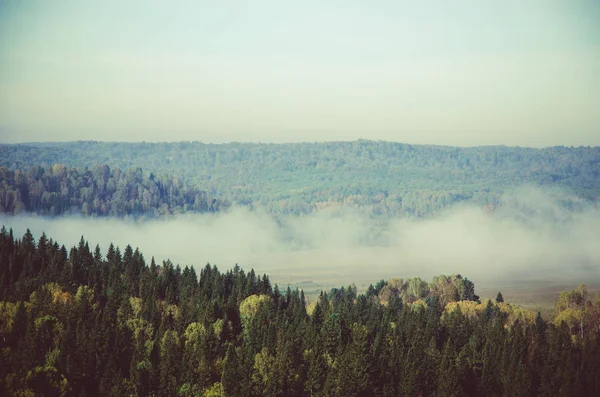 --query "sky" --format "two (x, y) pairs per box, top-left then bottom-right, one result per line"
(1, 0), (599, 146)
